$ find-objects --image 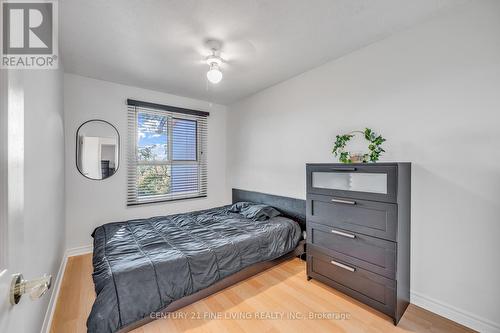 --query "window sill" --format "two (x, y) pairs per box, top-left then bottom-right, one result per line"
(127, 195), (207, 207)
